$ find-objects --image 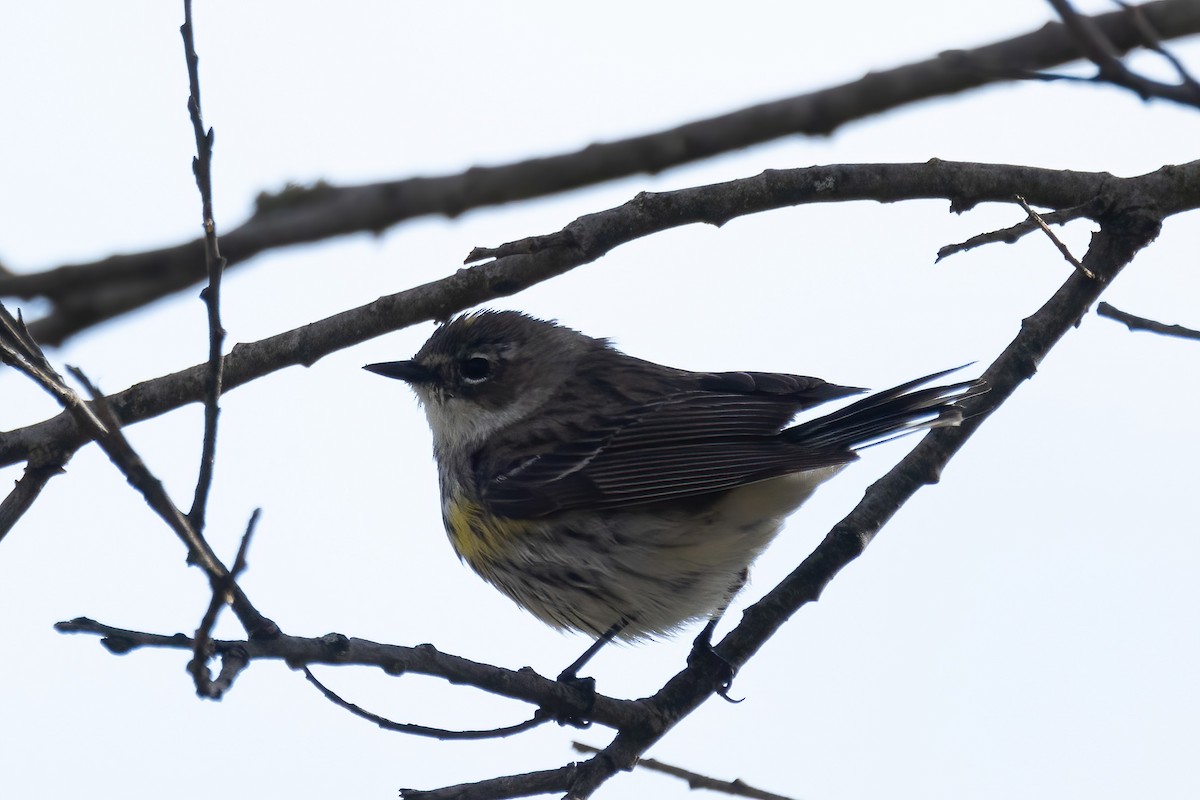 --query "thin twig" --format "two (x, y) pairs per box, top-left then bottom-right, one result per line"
(54, 618), (646, 731)
(0, 456), (68, 545)
(1048, 0), (1125, 67)
(1117, 0), (1200, 96)
(935, 200), (1100, 262)
(1015, 194), (1098, 279)
(61, 366), (208, 566)
(1097, 301), (1200, 340)
(572, 742), (798, 800)
(180, 0), (228, 533)
(189, 509), (261, 698)
(1, 299), (272, 634)
(1046, 0), (1200, 105)
(0, 304), (107, 432)
(62, 367), (216, 570)
(0, 306), (89, 540)
(64, 364), (275, 637)
(302, 667), (550, 740)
